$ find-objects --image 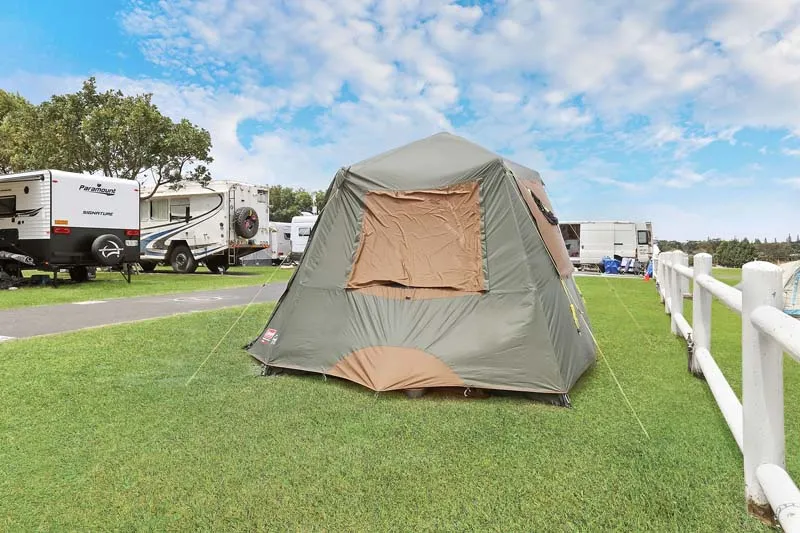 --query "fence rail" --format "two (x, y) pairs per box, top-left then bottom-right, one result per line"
(655, 251), (800, 531)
